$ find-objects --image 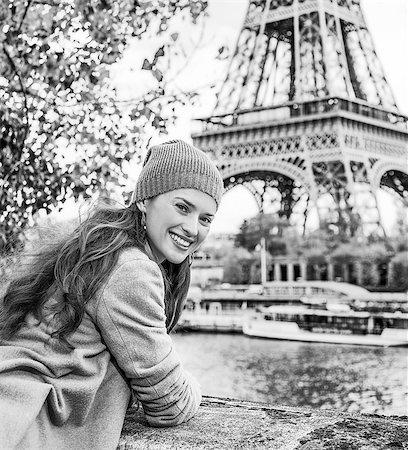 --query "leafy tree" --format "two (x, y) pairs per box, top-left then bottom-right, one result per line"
(390, 207), (408, 252)
(235, 213), (290, 255)
(389, 251), (408, 291)
(330, 242), (360, 265)
(0, 0), (208, 253)
(222, 247), (254, 285)
(352, 243), (388, 287)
